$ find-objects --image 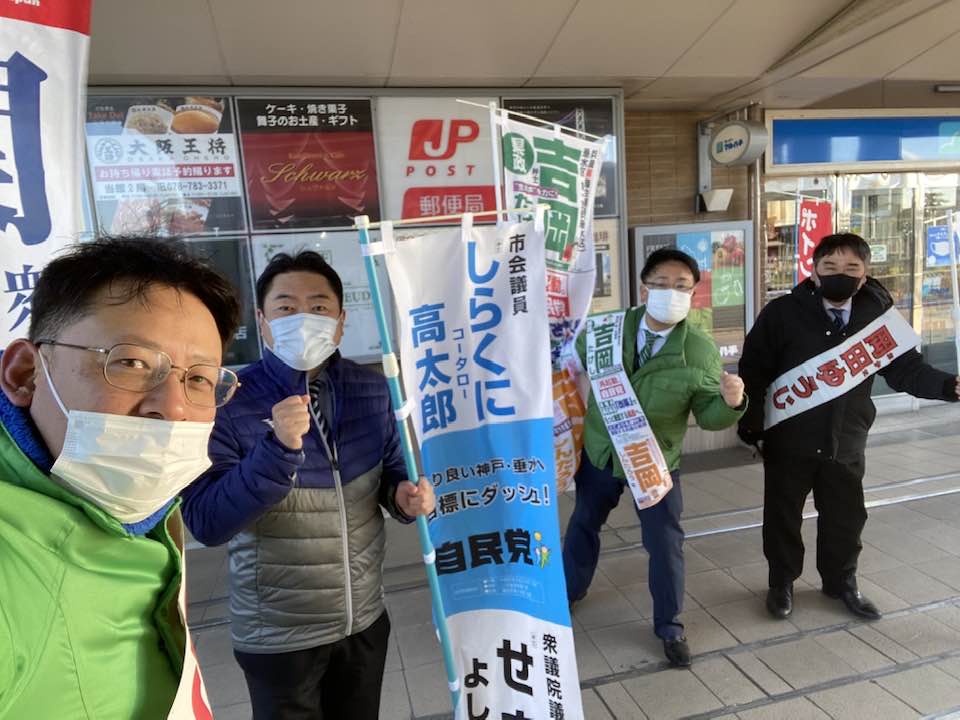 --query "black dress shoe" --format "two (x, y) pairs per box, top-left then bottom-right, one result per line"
(766, 584), (793, 619)
(824, 588), (881, 620)
(663, 637), (692, 668)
